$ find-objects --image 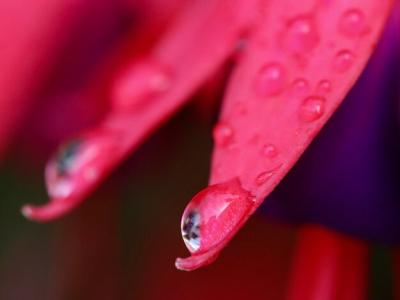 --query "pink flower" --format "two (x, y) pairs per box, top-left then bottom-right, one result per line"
(10, 0), (396, 280)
